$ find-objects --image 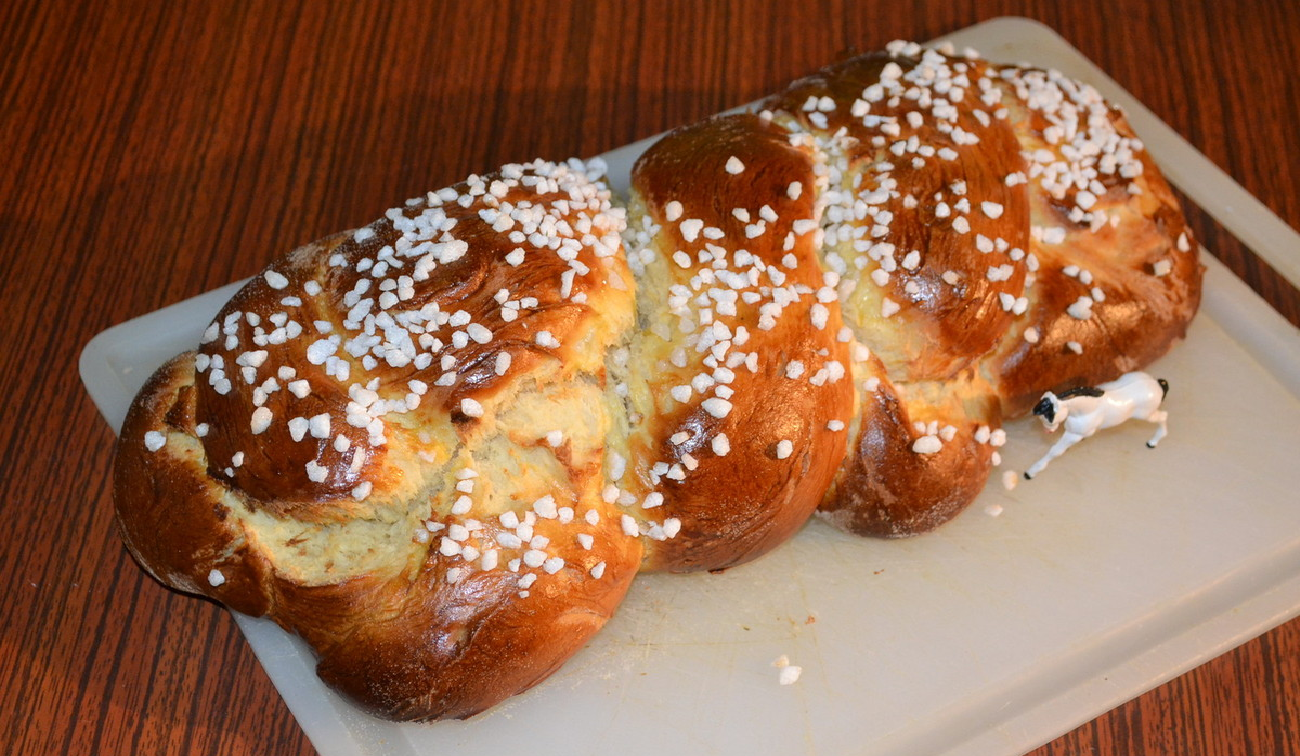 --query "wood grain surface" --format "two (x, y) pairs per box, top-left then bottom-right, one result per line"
(2, 1), (1297, 754)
